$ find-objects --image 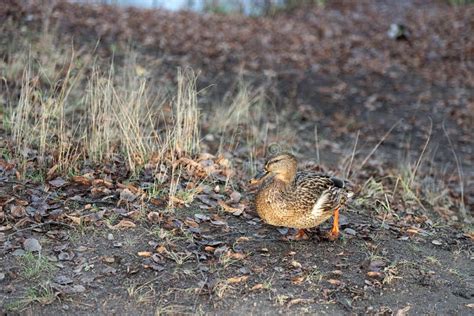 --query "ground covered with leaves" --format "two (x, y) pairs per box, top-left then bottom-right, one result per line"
(0, 0), (473, 314)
